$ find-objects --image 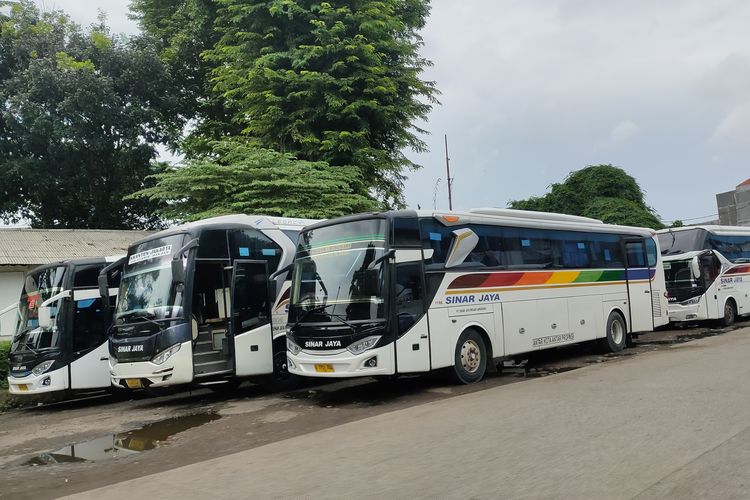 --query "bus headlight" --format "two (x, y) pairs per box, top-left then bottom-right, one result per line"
(681, 296), (700, 306)
(347, 336), (380, 355)
(287, 338), (302, 356)
(152, 343), (181, 365)
(32, 360), (54, 376)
